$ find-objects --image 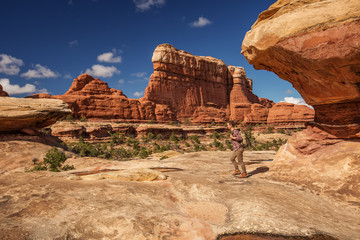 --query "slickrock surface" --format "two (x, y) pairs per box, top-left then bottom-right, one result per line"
(1, 144), (359, 240)
(0, 84), (9, 97)
(242, 0), (360, 200)
(0, 97), (71, 133)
